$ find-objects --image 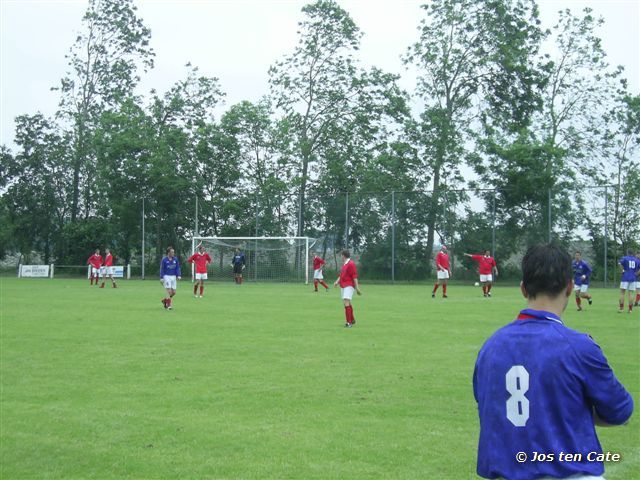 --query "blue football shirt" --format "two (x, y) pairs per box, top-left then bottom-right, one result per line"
(619, 256), (638, 282)
(473, 309), (633, 480)
(232, 253), (245, 265)
(572, 260), (592, 285)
